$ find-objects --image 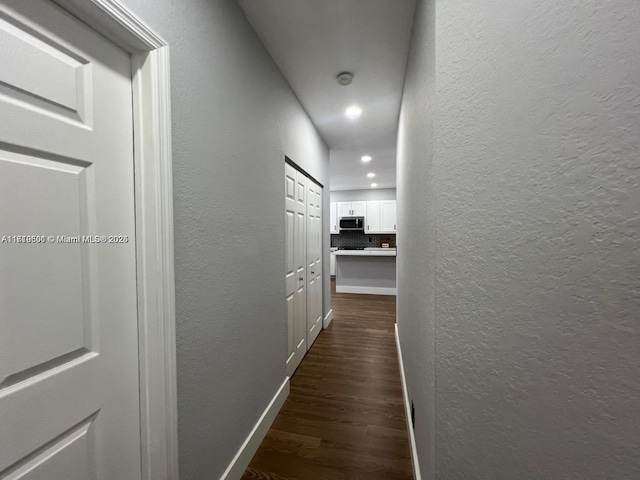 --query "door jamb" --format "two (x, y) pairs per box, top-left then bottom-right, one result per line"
(53, 1), (178, 478)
